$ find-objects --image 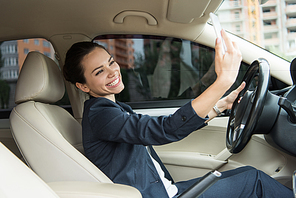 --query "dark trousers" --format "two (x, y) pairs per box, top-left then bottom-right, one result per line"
(174, 166), (293, 198)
